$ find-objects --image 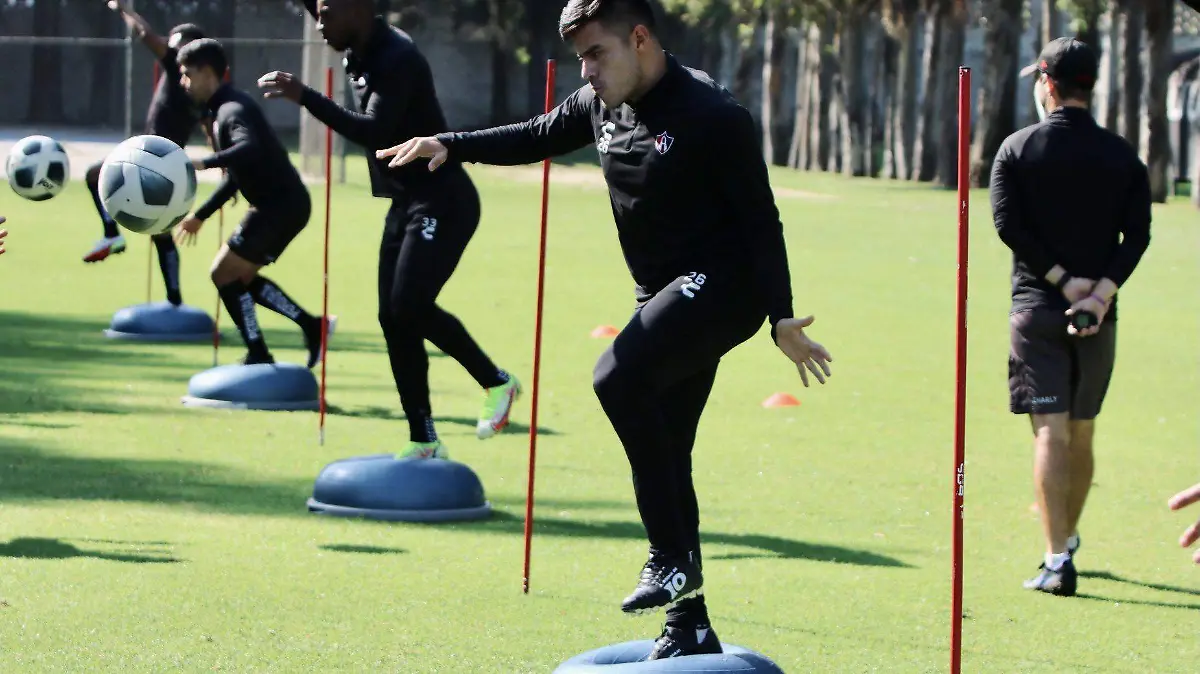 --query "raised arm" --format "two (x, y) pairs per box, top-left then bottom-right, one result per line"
(106, 0), (168, 60)
(715, 105), (794, 338)
(435, 87), (597, 166)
